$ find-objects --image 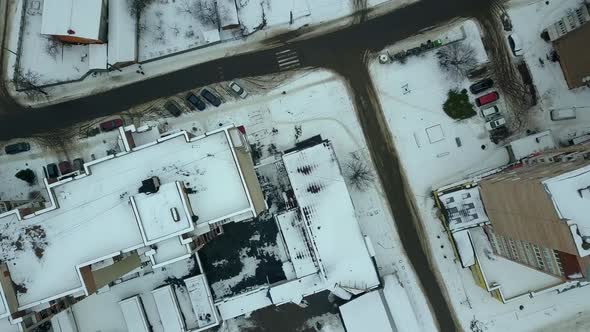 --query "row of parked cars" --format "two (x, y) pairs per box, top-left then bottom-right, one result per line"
(469, 78), (509, 143)
(165, 82), (248, 117)
(46, 158), (84, 181)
